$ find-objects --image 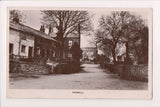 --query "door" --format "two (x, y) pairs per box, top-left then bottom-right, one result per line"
(9, 43), (13, 54)
(28, 47), (33, 58)
(9, 43), (14, 59)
